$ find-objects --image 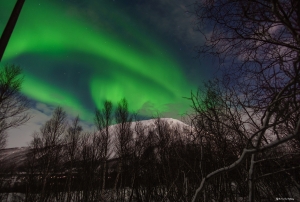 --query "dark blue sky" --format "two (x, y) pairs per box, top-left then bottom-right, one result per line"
(0, 0), (215, 147)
